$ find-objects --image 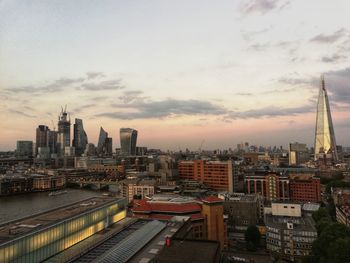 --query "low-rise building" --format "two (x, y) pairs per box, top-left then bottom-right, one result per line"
(132, 195), (227, 249)
(265, 202), (317, 261)
(120, 178), (156, 203)
(336, 205), (350, 227)
(219, 192), (262, 232)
